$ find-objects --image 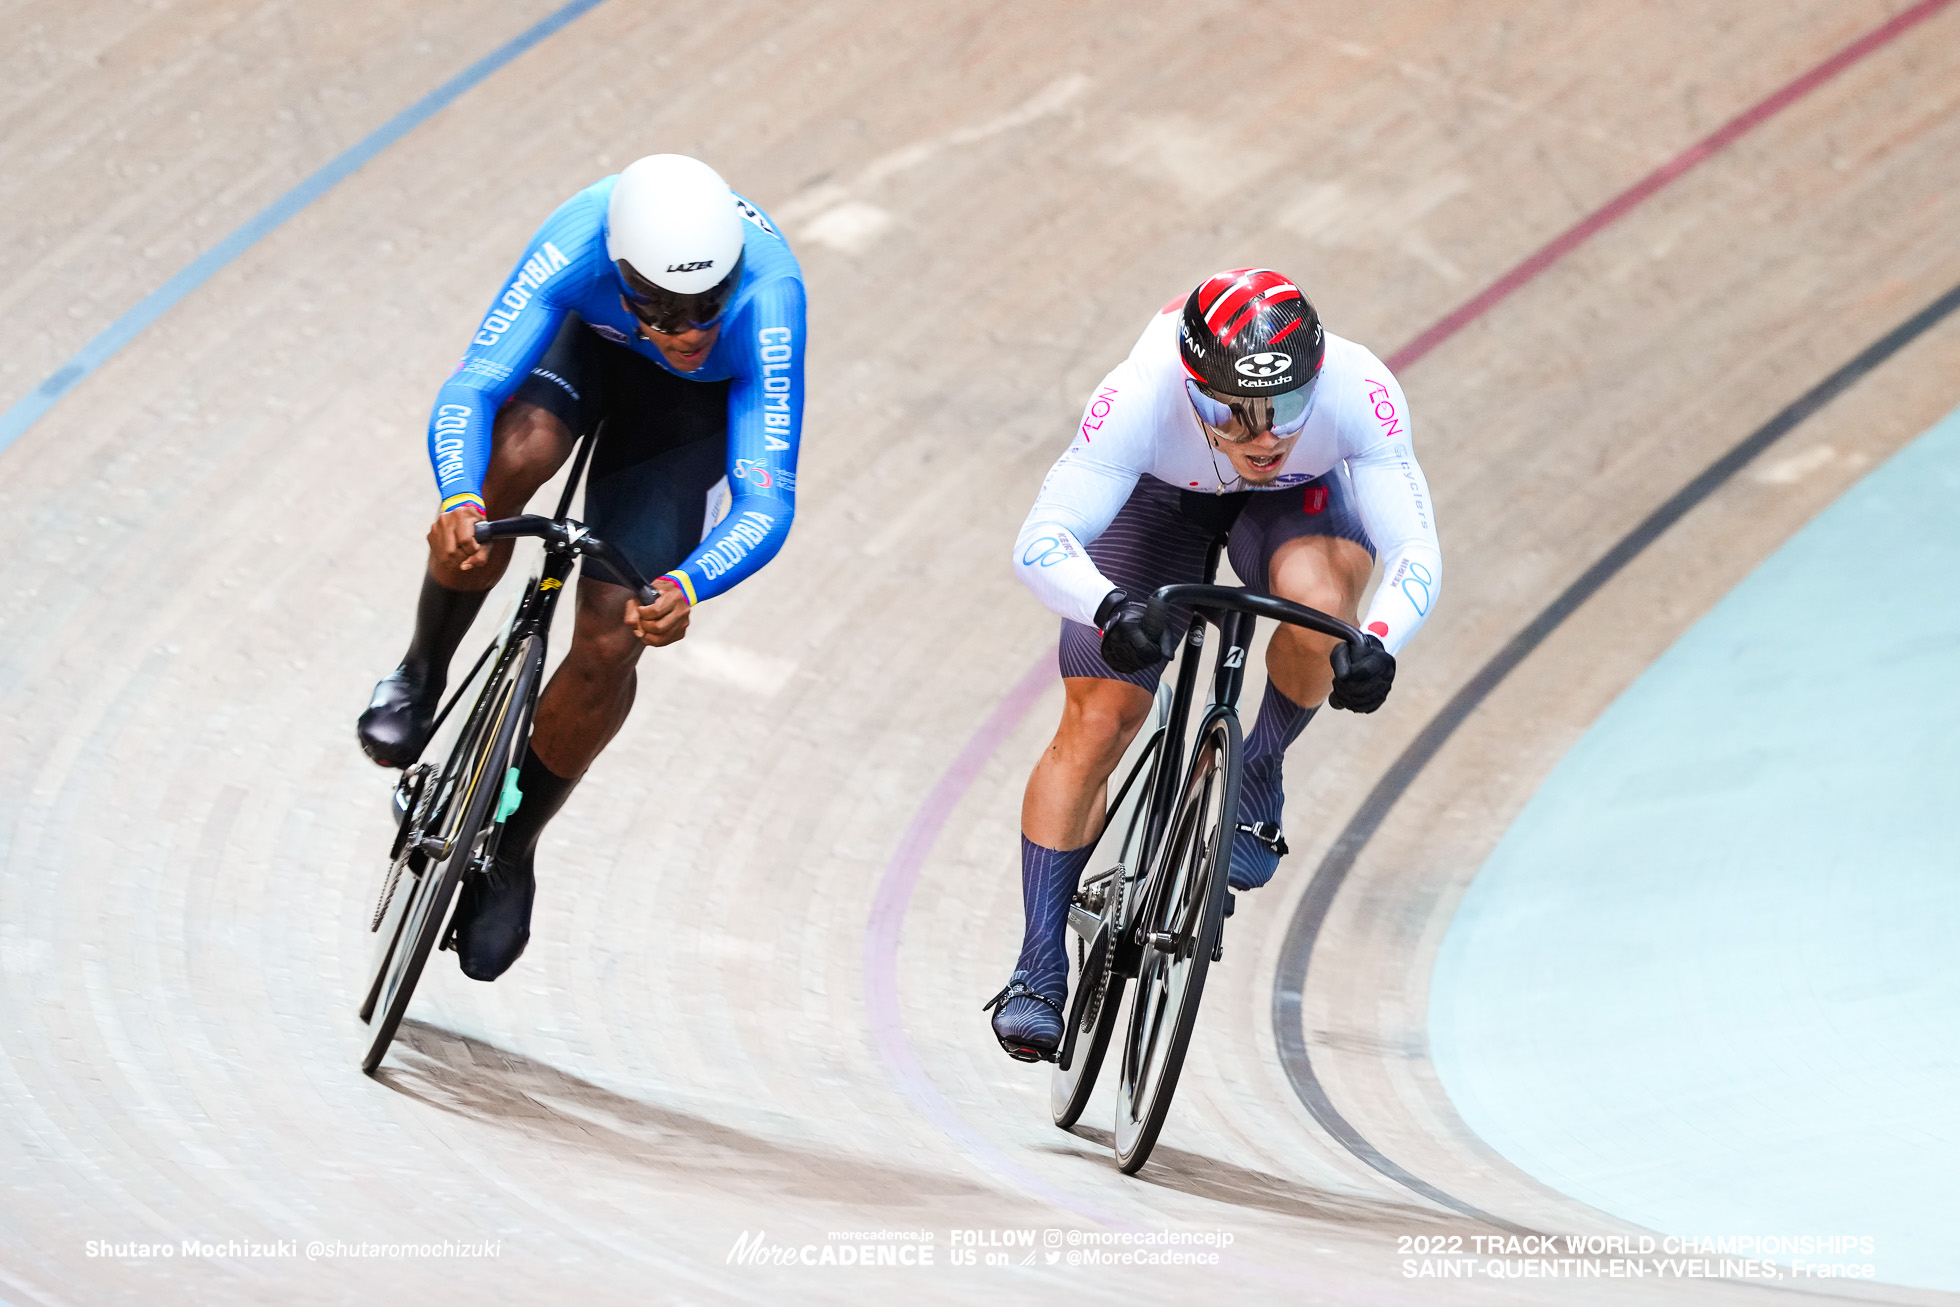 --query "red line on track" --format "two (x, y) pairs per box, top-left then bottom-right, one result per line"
(1385, 0), (1956, 373)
